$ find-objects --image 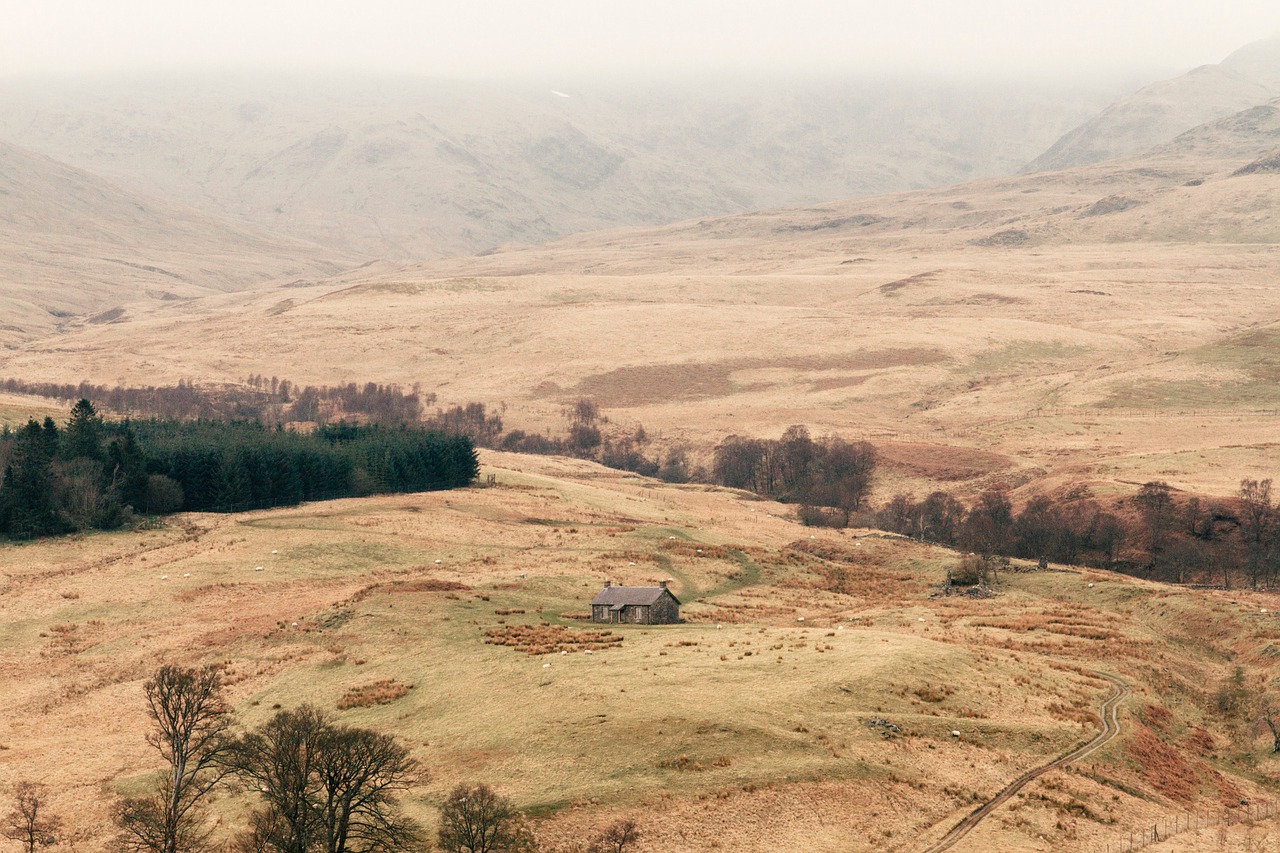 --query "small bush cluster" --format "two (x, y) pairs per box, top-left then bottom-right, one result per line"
(656, 754), (704, 772)
(337, 679), (410, 710)
(911, 684), (953, 704)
